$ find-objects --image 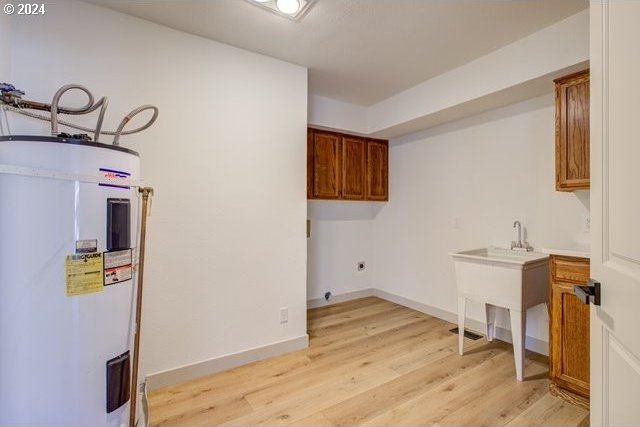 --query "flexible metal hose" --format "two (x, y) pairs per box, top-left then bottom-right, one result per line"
(50, 84), (110, 140)
(112, 105), (159, 146)
(0, 103), (159, 141)
(0, 83), (158, 144)
(94, 97), (109, 142)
